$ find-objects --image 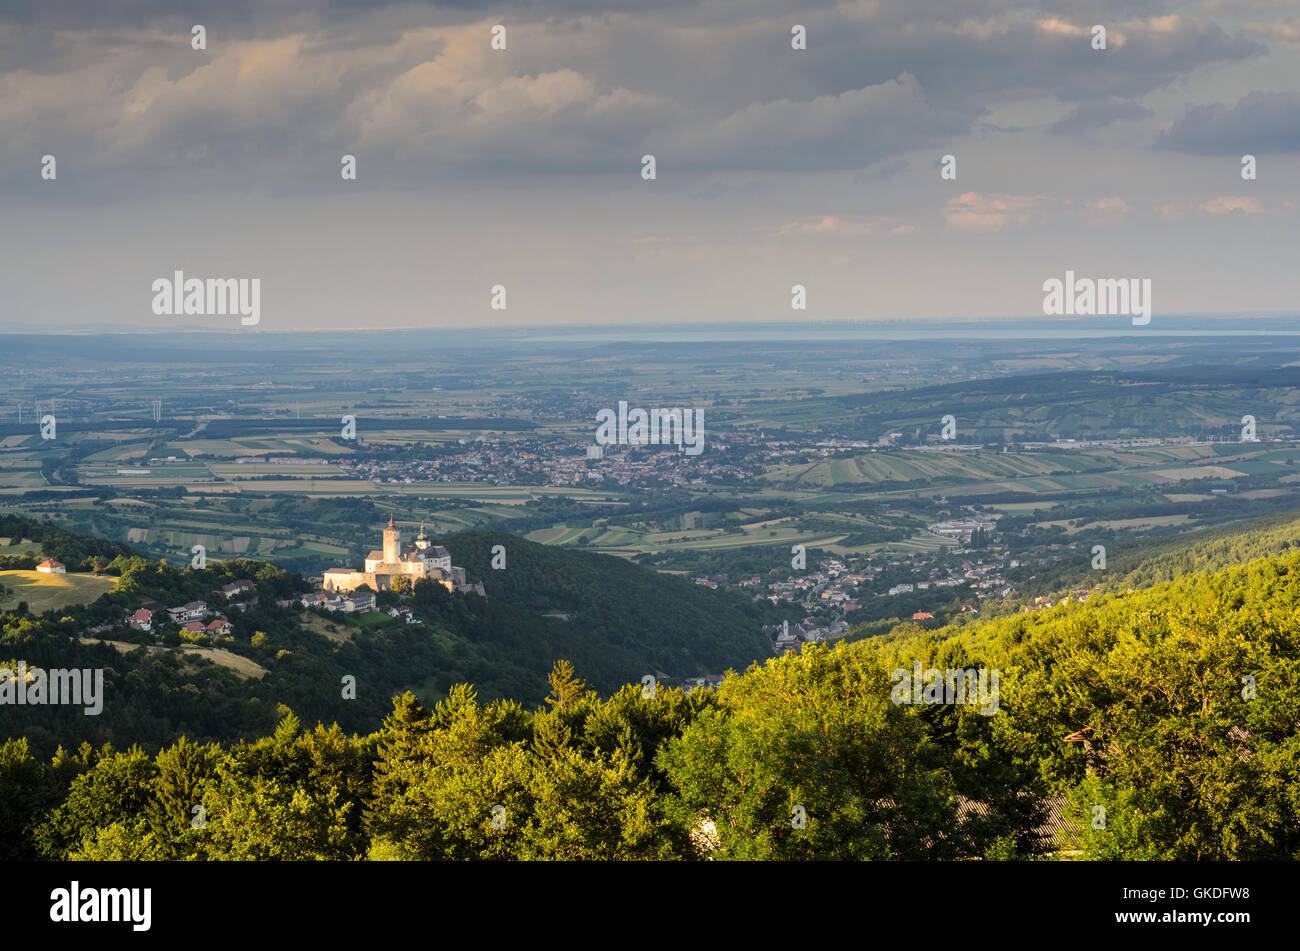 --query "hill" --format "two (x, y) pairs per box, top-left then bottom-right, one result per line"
(0, 570), (116, 614)
(5, 537), (1299, 860)
(0, 517), (774, 757)
(1015, 508), (1300, 598)
(0, 514), (132, 571)
(438, 530), (772, 676)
